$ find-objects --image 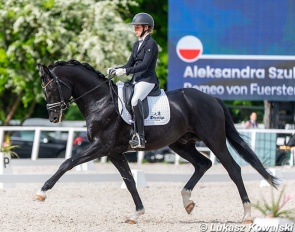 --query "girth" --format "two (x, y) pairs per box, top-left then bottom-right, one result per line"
(123, 81), (161, 118)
